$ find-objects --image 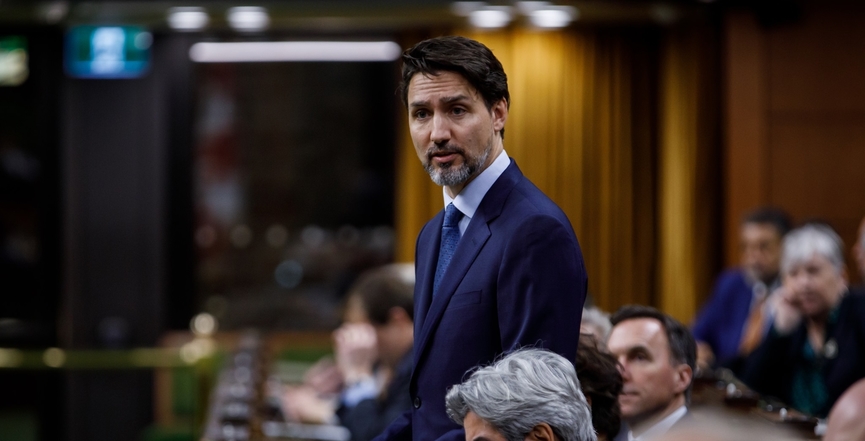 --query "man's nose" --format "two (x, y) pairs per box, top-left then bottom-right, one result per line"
(743, 248), (759, 263)
(430, 114), (450, 145)
(616, 361), (629, 380)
